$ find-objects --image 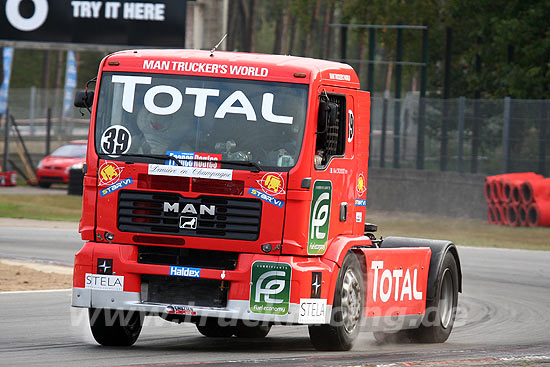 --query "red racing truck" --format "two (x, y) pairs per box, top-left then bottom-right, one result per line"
(72, 50), (461, 351)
